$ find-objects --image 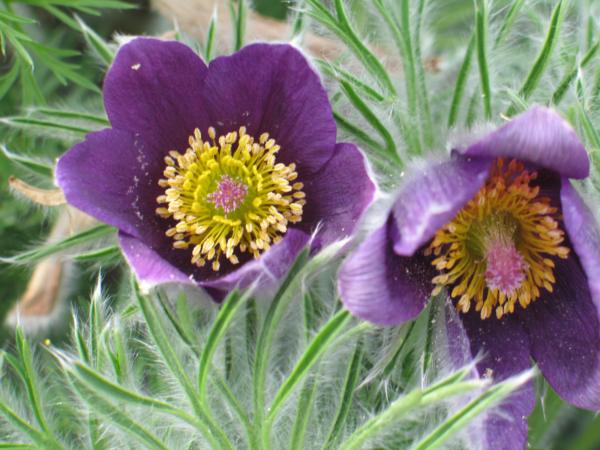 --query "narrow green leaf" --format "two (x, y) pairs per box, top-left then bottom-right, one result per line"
(234, 0), (247, 51)
(413, 0), (434, 147)
(0, 401), (61, 450)
(34, 107), (109, 125)
(266, 310), (351, 424)
(68, 377), (170, 450)
(253, 248), (310, 429)
(340, 80), (401, 165)
(413, 371), (534, 450)
(475, 0), (492, 119)
(198, 290), (246, 399)
(0, 224), (115, 265)
(552, 40), (599, 105)
(321, 340), (364, 449)
(73, 245), (121, 262)
(76, 15), (114, 66)
(0, 144), (54, 177)
(333, 110), (386, 154)
(448, 34), (475, 127)
(507, 0), (565, 115)
(69, 360), (215, 441)
(0, 58), (20, 100)
(317, 59), (385, 102)
(0, 117), (92, 135)
(15, 328), (51, 435)
(0, 10), (37, 24)
(494, 0), (525, 47)
(306, 0), (396, 96)
(289, 375), (319, 450)
(133, 279), (235, 450)
(156, 292), (198, 354)
(372, 0), (418, 118)
(338, 389), (423, 450)
(205, 7), (217, 61)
